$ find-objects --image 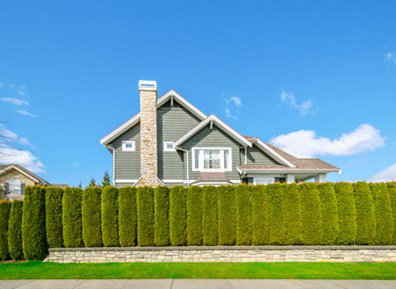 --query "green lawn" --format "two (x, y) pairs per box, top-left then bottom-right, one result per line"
(0, 261), (395, 279)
